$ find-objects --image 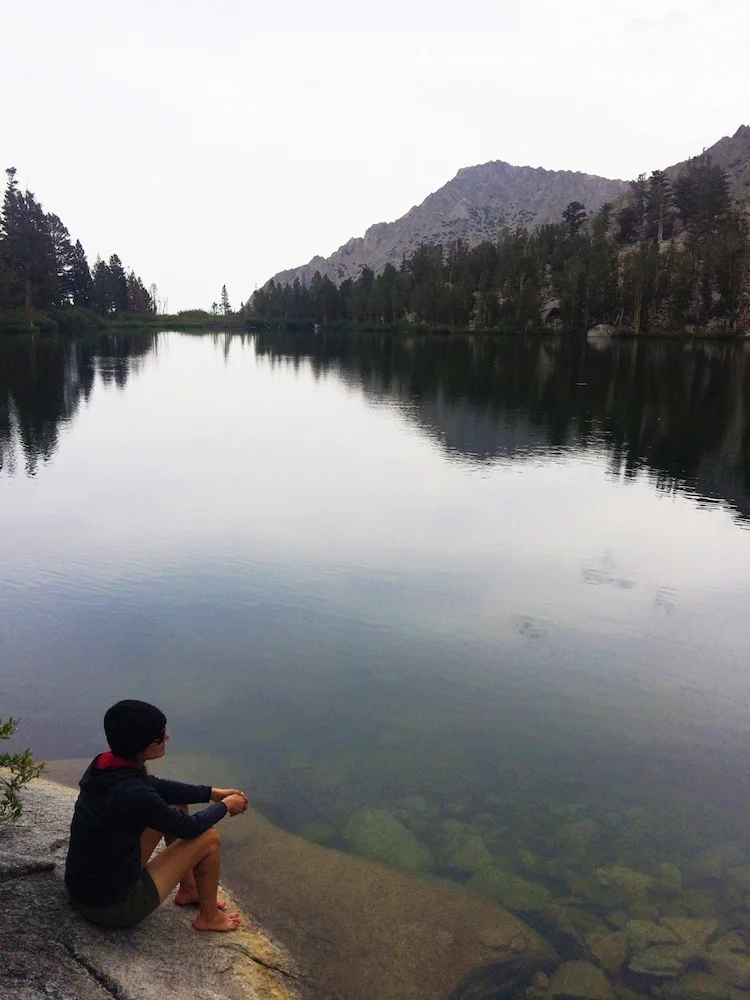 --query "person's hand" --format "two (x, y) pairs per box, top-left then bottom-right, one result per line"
(222, 793), (248, 817)
(211, 787), (245, 803)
